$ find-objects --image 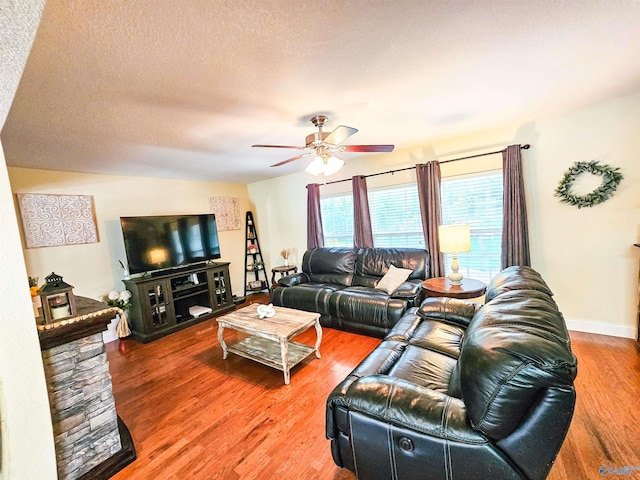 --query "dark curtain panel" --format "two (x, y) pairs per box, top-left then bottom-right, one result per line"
(416, 160), (444, 277)
(352, 175), (374, 248)
(306, 183), (324, 249)
(501, 145), (531, 268)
